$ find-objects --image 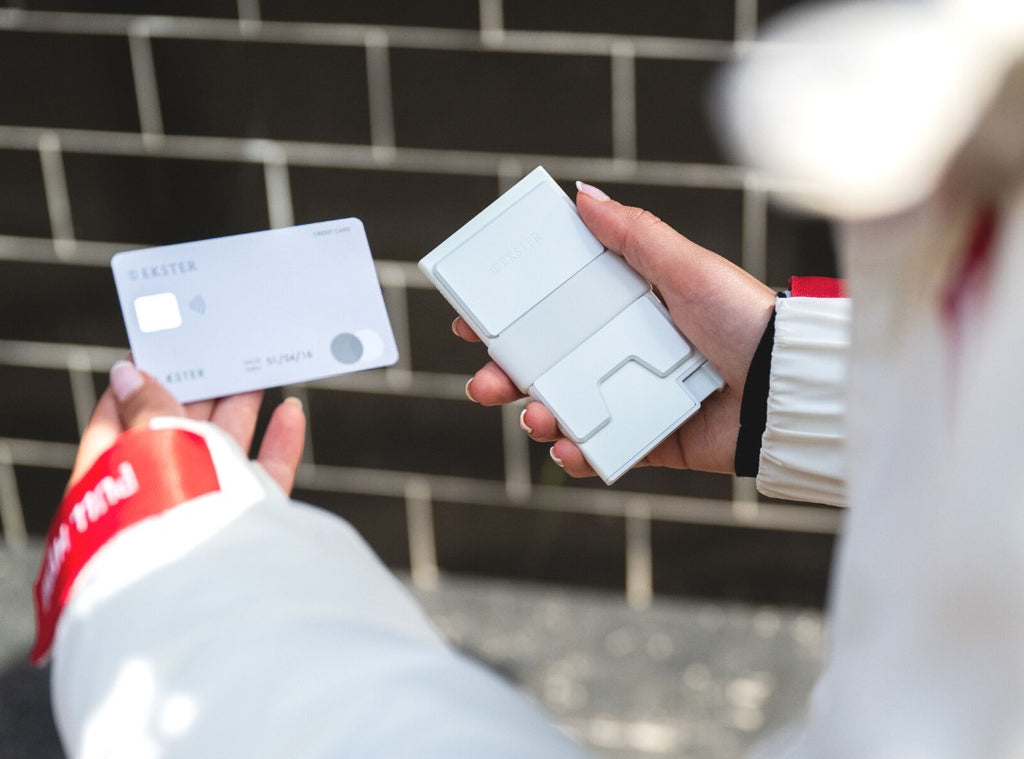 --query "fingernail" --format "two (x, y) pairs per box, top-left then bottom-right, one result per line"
(550, 447), (565, 468)
(110, 360), (144, 401)
(575, 180), (610, 201)
(518, 408), (533, 435)
(451, 318), (461, 336)
(283, 396), (304, 412)
(465, 378), (477, 402)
